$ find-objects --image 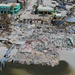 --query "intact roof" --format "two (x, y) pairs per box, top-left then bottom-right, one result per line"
(37, 5), (54, 12)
